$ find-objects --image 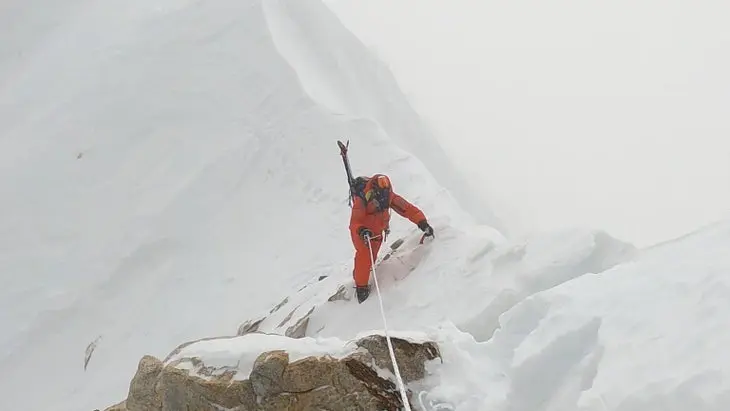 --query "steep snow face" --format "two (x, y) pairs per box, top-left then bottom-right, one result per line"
(0, 1), (490, 410)
(4, 1), (728, 411)
(260, 0), (505, 234)
(479, 221), (730, 411)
